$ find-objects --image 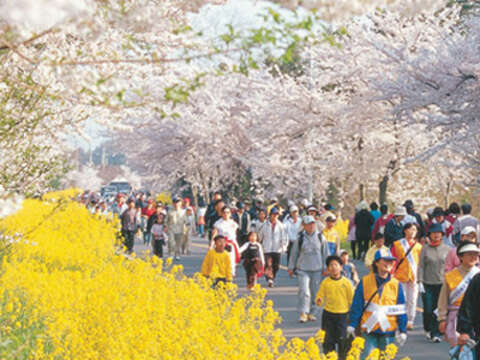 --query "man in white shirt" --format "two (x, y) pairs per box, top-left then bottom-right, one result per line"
(258, 207), (287, 287)
(285, 205), (302, 264)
